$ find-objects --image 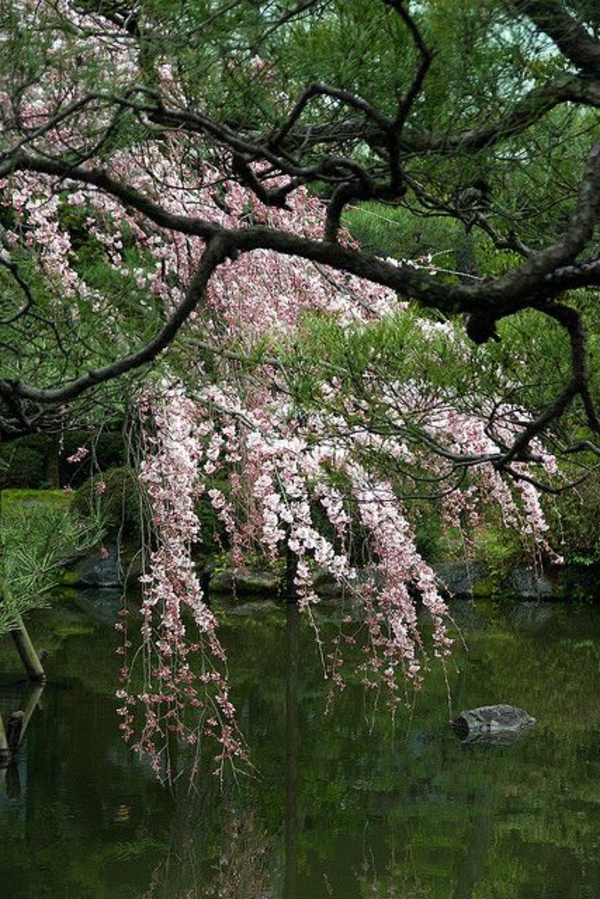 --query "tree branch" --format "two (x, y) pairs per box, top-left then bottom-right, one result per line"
(0, 236), (231, 405)
(512, 0), (600, 75)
